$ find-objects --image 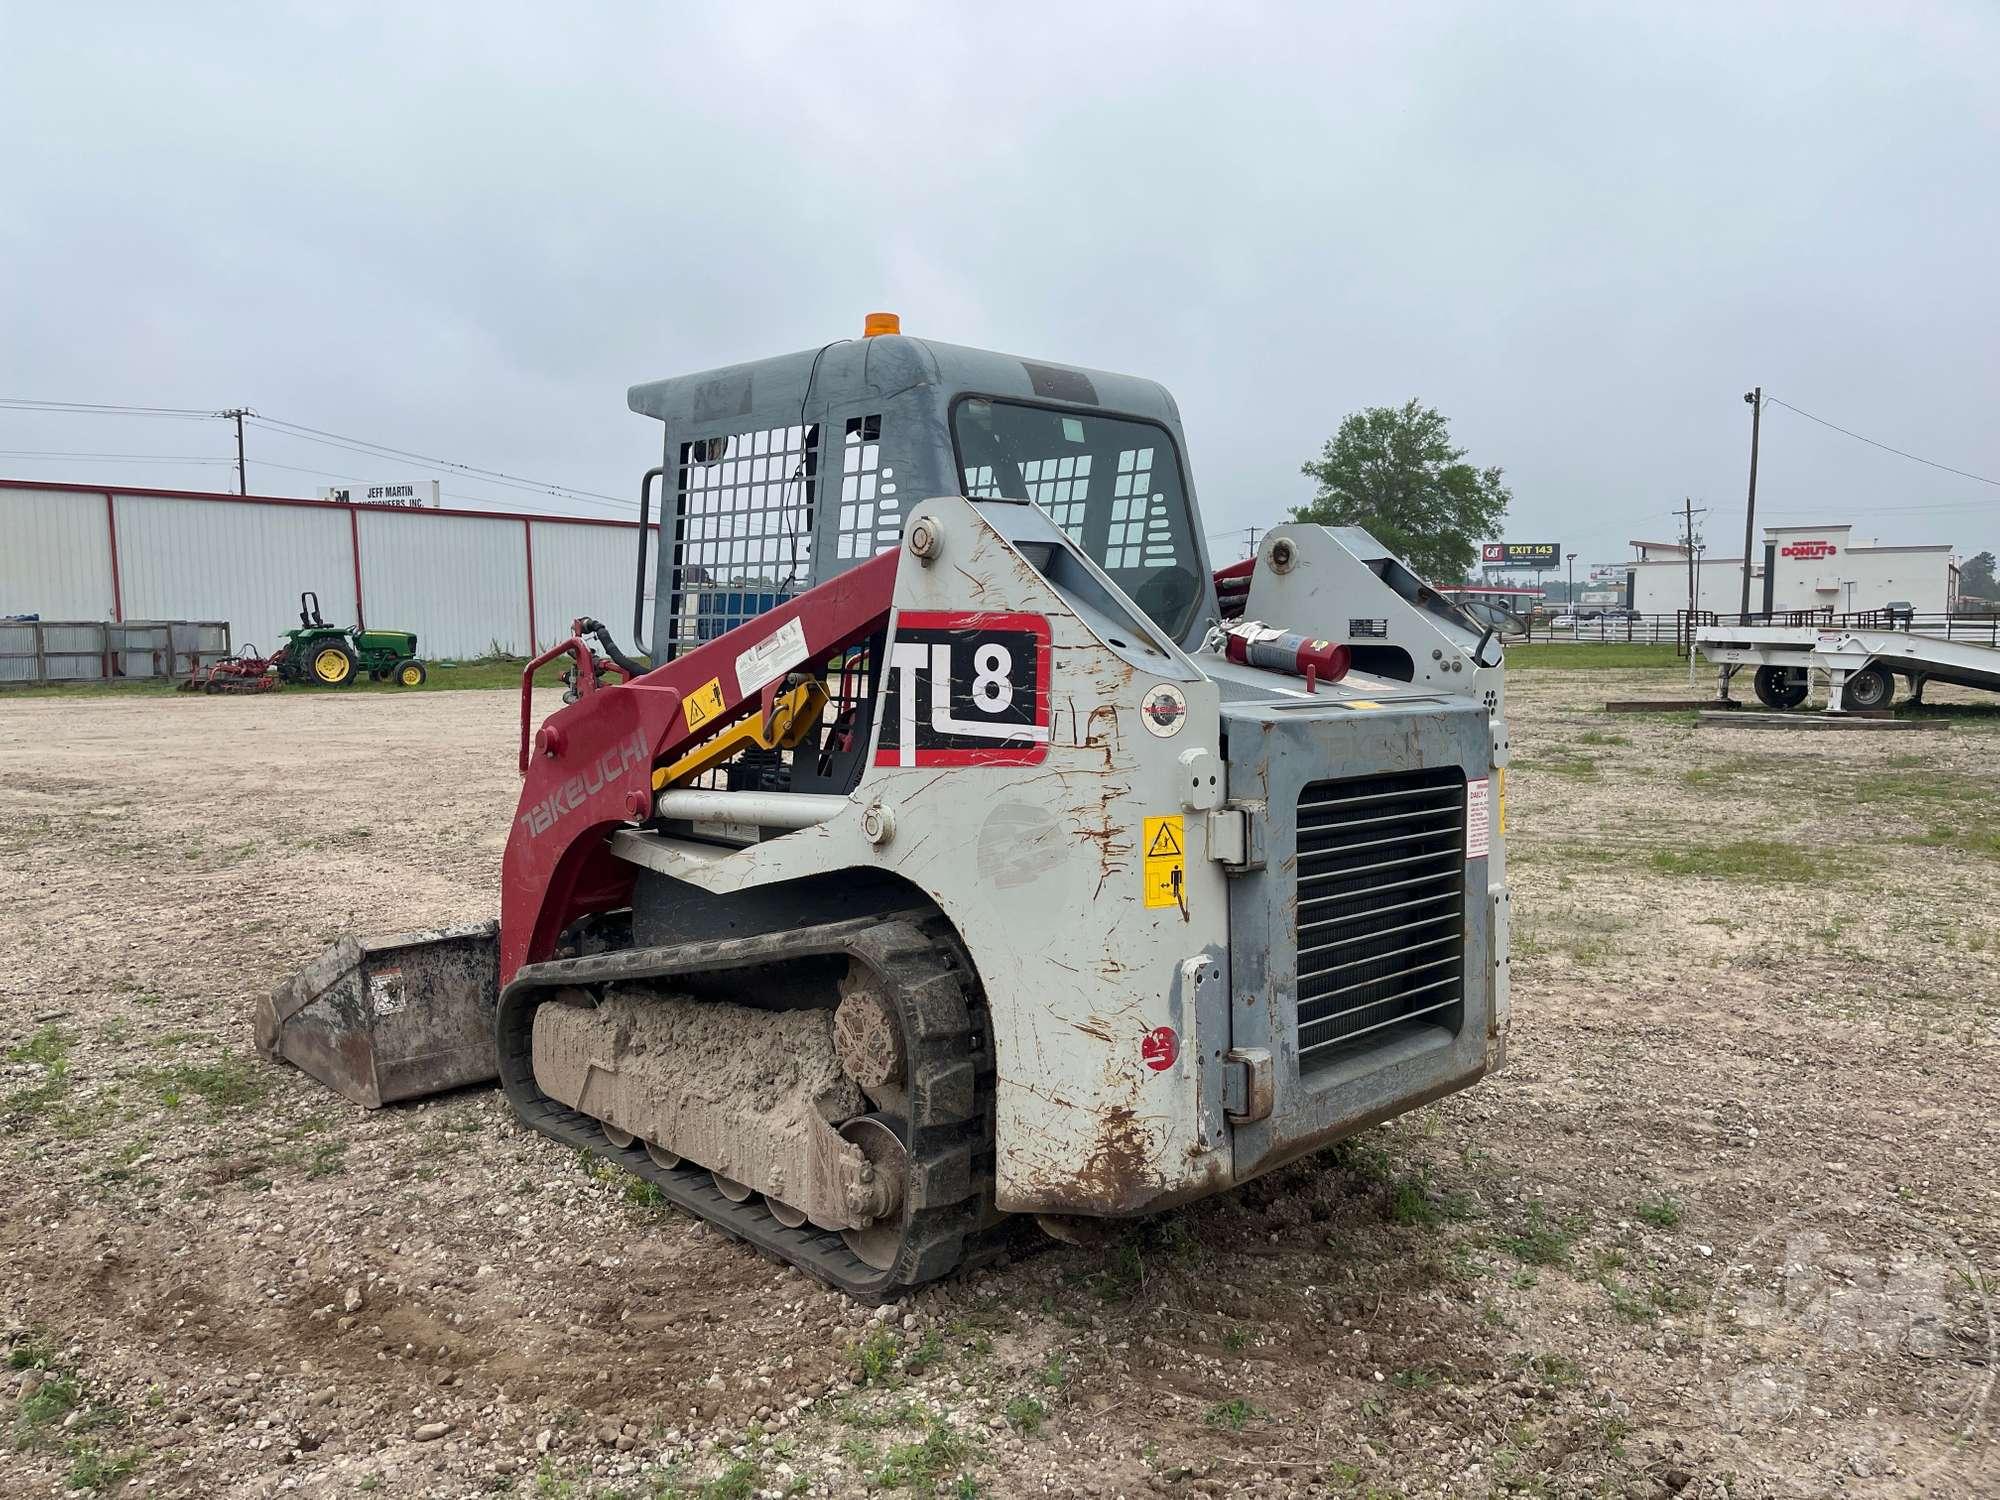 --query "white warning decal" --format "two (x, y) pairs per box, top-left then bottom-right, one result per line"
(735, 616), (809, 696)
(369, 969), (407, 1018)
(1465, 777), (1491, 859)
